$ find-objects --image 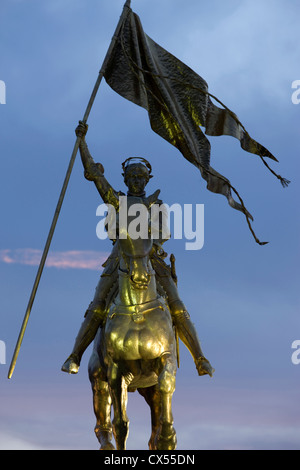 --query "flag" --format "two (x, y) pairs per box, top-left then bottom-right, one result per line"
(104, 9), (289, 245)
